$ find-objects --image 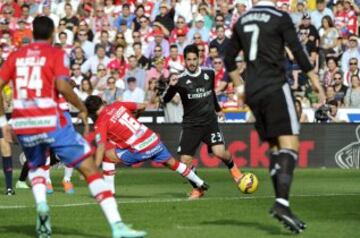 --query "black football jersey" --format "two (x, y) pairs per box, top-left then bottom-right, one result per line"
(224, 1), (313, 100)
(162, 67), (221, 127)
